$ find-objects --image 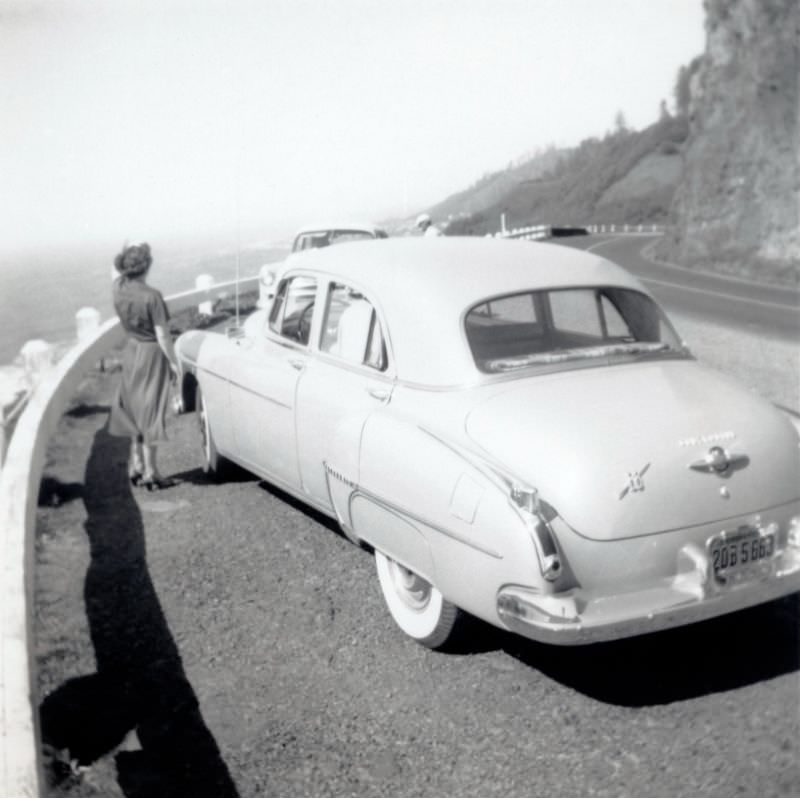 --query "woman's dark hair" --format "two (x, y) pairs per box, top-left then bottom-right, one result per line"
(114, 242), (152, 278)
